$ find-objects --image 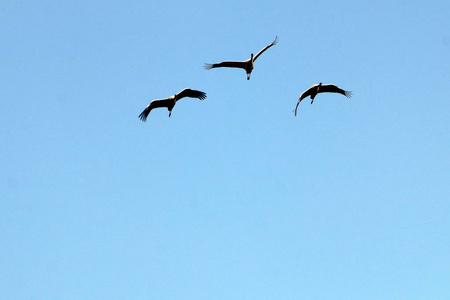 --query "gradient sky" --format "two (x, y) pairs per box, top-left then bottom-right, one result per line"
(1, 0), (449, 299)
